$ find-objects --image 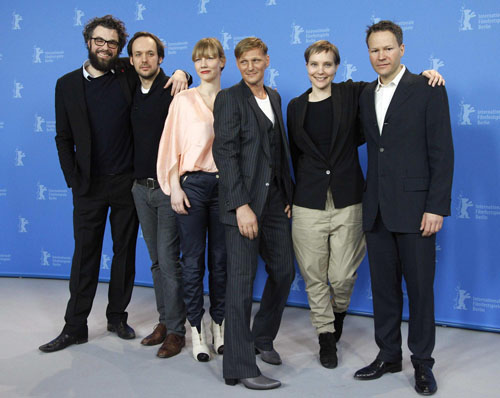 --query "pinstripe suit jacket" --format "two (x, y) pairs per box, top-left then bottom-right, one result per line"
(213, 80), (293, 226)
